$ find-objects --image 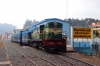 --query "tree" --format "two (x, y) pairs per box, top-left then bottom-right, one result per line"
(23, 19), (32, 29)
